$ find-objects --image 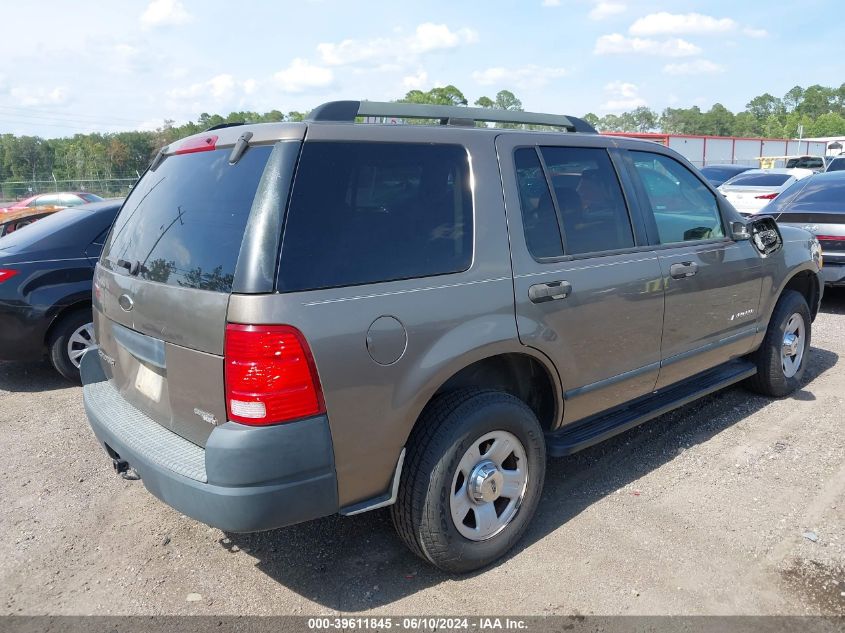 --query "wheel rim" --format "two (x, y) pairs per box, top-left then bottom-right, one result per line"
(67, 322), (95, 369)
(781, 312), (806, 379)
(450, 430), (528, 541)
